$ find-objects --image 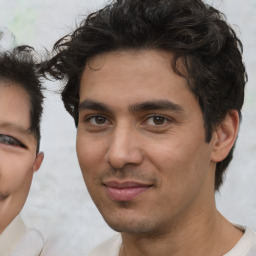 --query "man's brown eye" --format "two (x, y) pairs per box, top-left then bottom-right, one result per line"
(87, 115), (108, 125)
(145, 115), (168, 126)
(152, 116), (166, 125)
(95, 116), (106, 124)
